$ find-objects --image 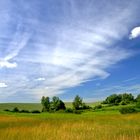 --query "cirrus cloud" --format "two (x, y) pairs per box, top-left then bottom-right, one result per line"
(0, 0), (140, 102)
